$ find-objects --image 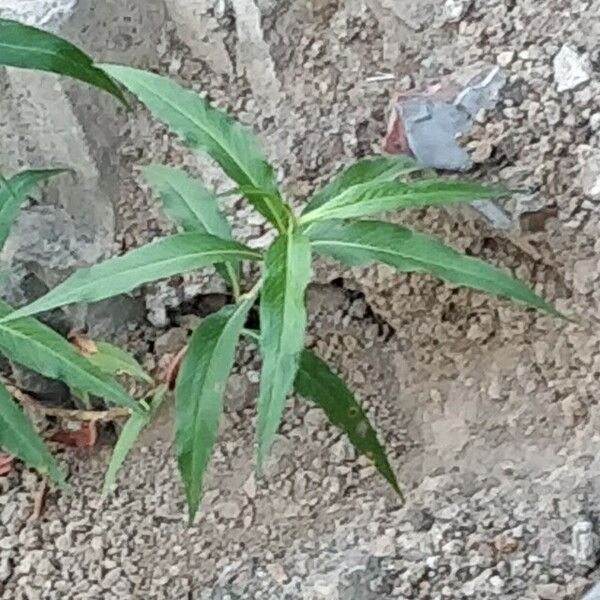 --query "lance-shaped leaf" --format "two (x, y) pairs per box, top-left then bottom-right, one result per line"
(0, 18), (126, 104)
(309, 220), (560, 316)
(101, 386), (167, 500)
(0, 169), (68, 250)
(142, 165), (231, 238)
(100, 64), (291, 231)
(142, 164), (239, 287)
(1, 233), (261, 323)
(295, 349), (400, 495)
(299, 179), (509, 225)
(175, 295), (255, 521)
(0, 301), (141, 411)
(0, 381), (64, 485)
(87, 342), (153, 384)
(257, 231), (311, 469)
(302, 154), (419, 215)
